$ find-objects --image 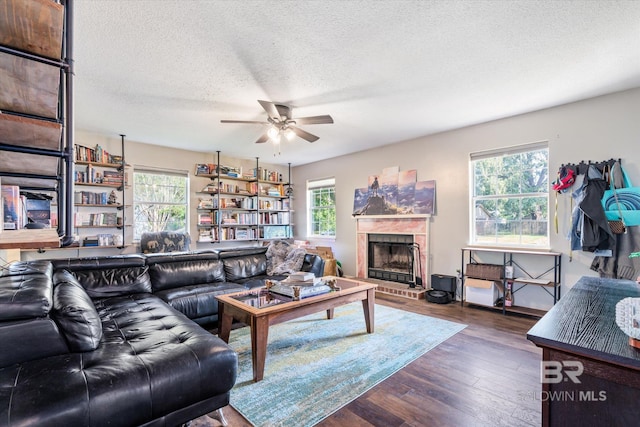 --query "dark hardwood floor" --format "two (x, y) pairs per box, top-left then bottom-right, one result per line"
(197, 293), (542, 427)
